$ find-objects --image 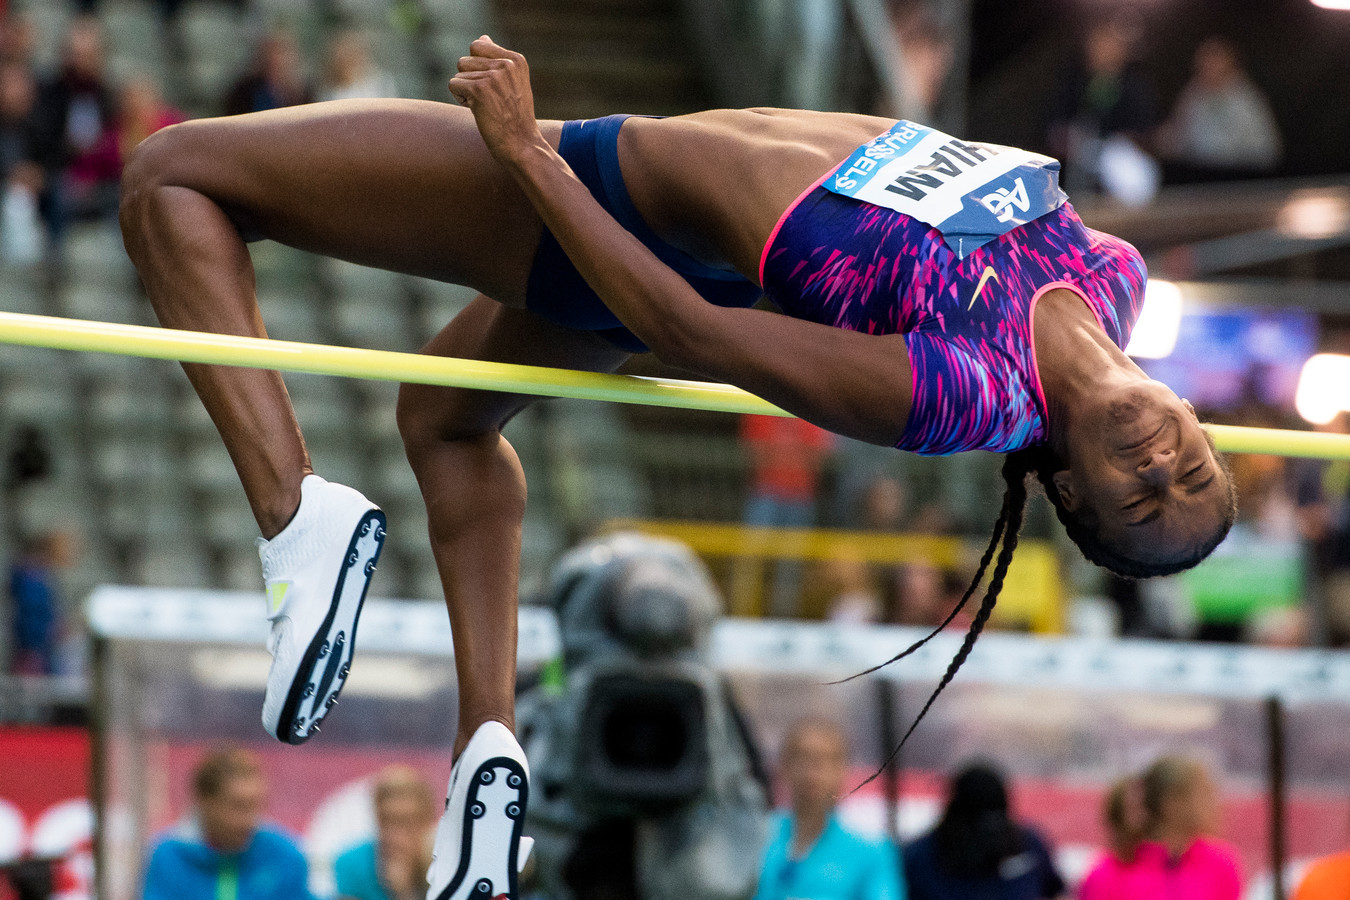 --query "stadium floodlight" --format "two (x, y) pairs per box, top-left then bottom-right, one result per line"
(1277, 191), (1350, 239)
(1125, 279), (1183, 359)
(1296, 353), (1350, 425)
